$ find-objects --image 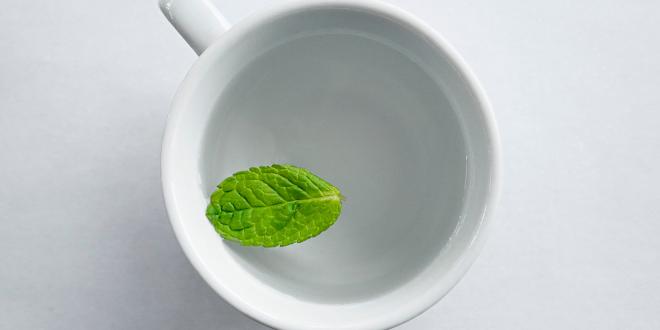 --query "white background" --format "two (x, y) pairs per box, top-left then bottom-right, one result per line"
(2, 0), (659, 329)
